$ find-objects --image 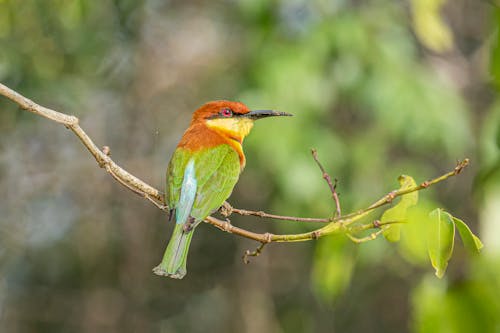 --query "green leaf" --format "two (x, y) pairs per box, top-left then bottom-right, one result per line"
(428, 209), (455, 278)
(452, 216), (484, 254)
(382, 175), (419, 242)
